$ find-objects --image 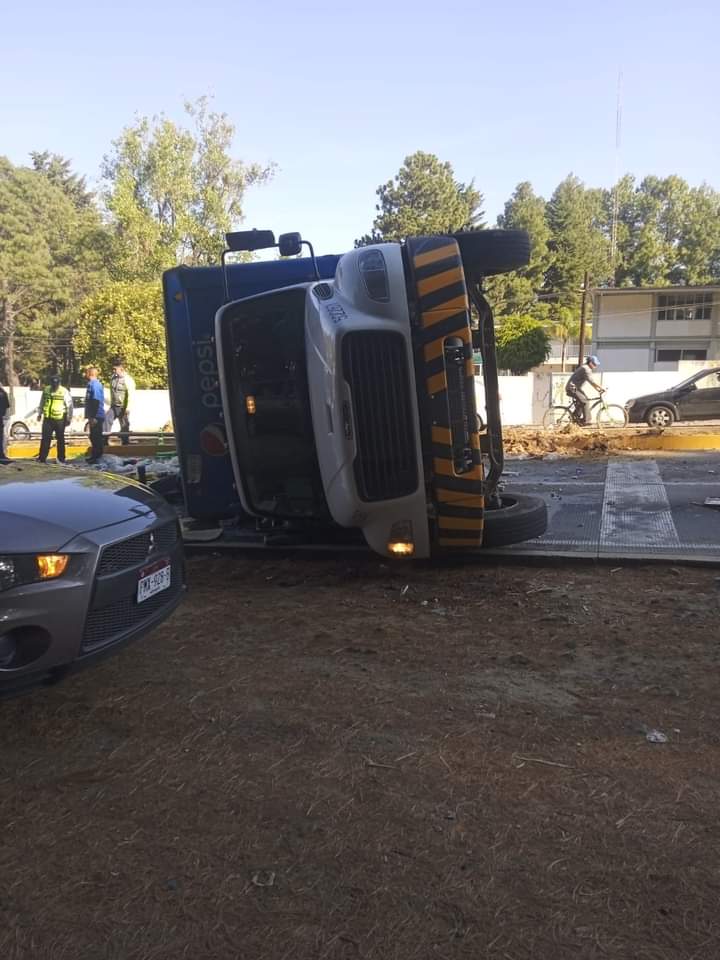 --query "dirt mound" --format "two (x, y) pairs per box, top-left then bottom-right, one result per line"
(504, 424), (663, 458)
